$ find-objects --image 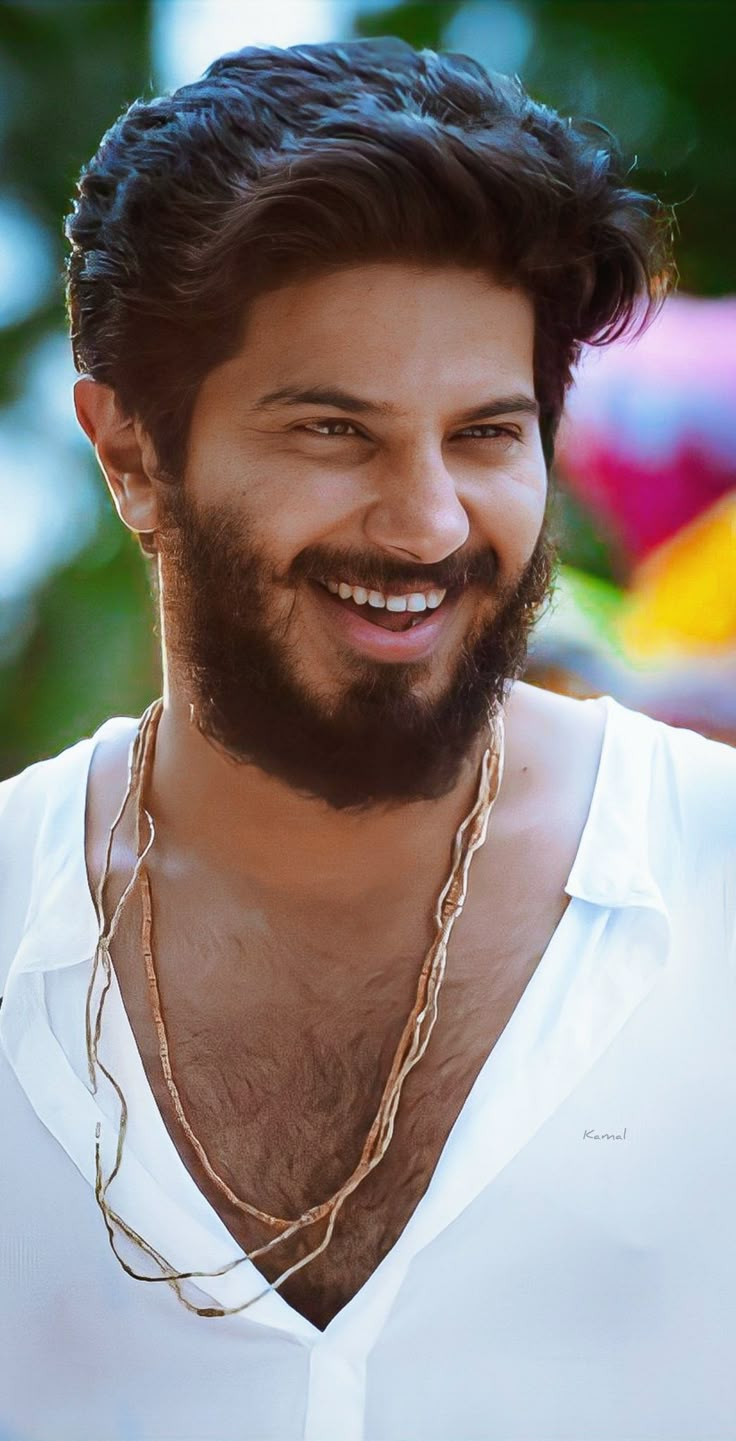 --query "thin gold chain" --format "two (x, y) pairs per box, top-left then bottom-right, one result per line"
(86, 697), (506, 1315)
